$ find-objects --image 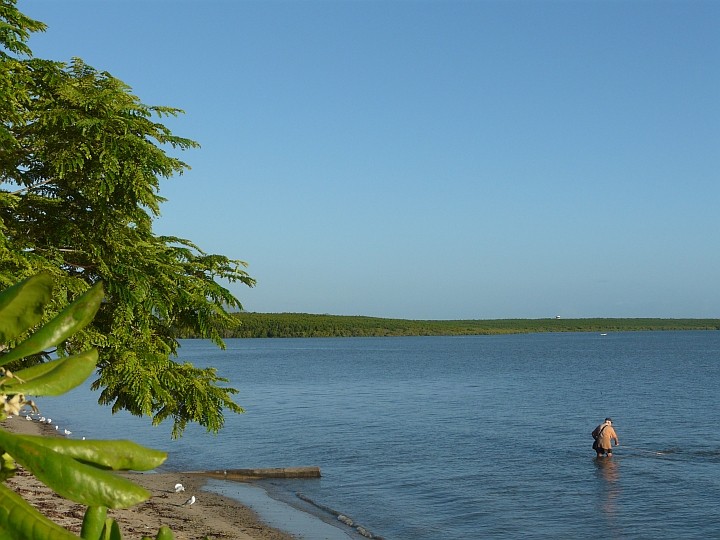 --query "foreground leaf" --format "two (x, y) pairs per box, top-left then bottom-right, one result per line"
(0, 430), (151, 508)
(102, 518), (122, 540)
(0, 483), (77, 540)
(81, 506), (107, 540)
(6, 349), (98, 396)
(14, 435), (167, 471)
(0, 272), (53, 344)
(154, 526), (175, 540)
(0, 281), (103, 366)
